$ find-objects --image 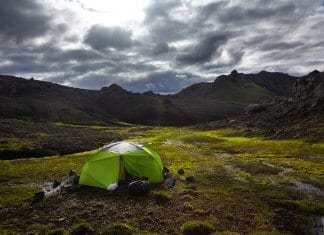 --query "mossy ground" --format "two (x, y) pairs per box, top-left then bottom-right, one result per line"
(0, 123), (323, 234)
